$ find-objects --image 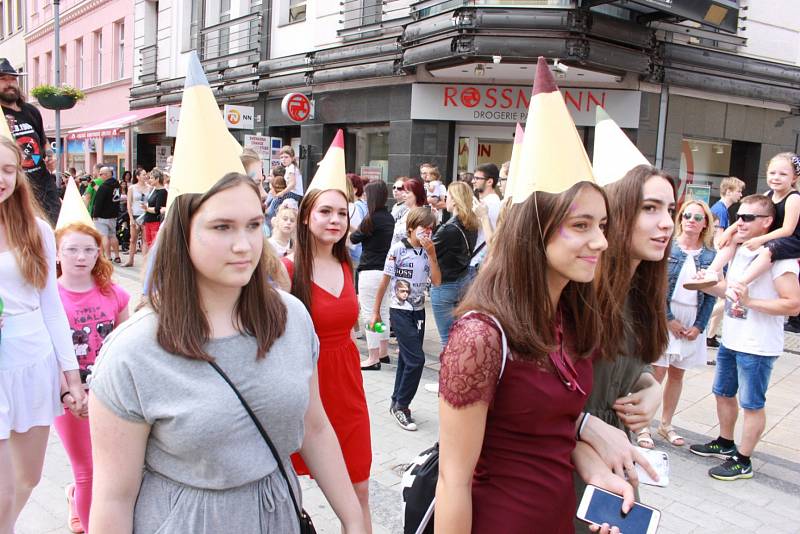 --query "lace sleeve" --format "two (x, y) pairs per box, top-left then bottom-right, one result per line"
(439, 314), (503, 408)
